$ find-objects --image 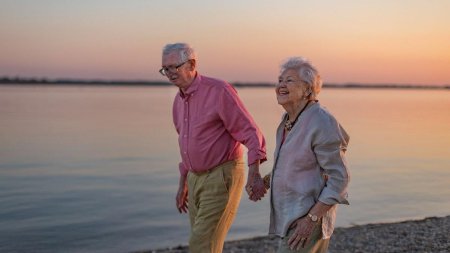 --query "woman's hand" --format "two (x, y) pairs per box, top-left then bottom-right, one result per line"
(287, 216), (316, 250)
